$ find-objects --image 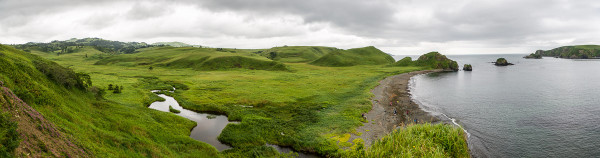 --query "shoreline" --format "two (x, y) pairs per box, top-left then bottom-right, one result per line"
(350, 69), (443, 147)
